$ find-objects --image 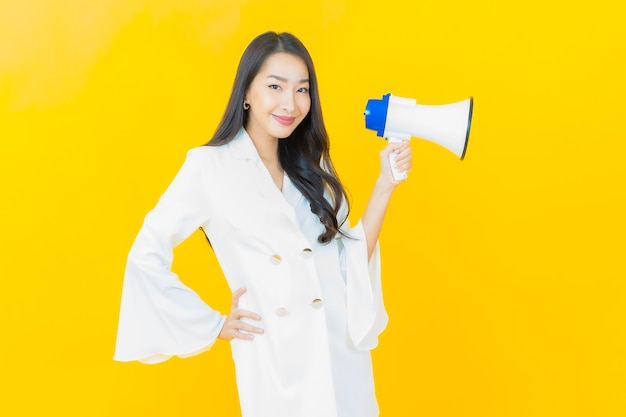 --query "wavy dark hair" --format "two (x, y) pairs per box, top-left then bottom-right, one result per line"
(205, 31), (349, 243)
